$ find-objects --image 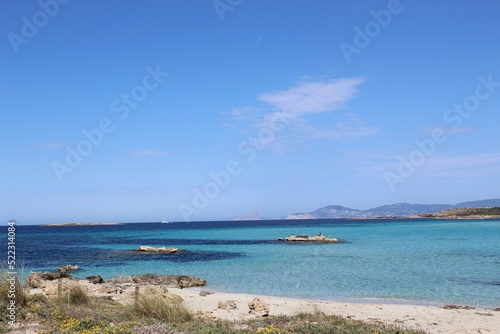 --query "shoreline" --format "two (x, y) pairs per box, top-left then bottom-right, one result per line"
(189, 286), (495, 310)
(169, 287), (500, 334)
(40, 222), (125, 226)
